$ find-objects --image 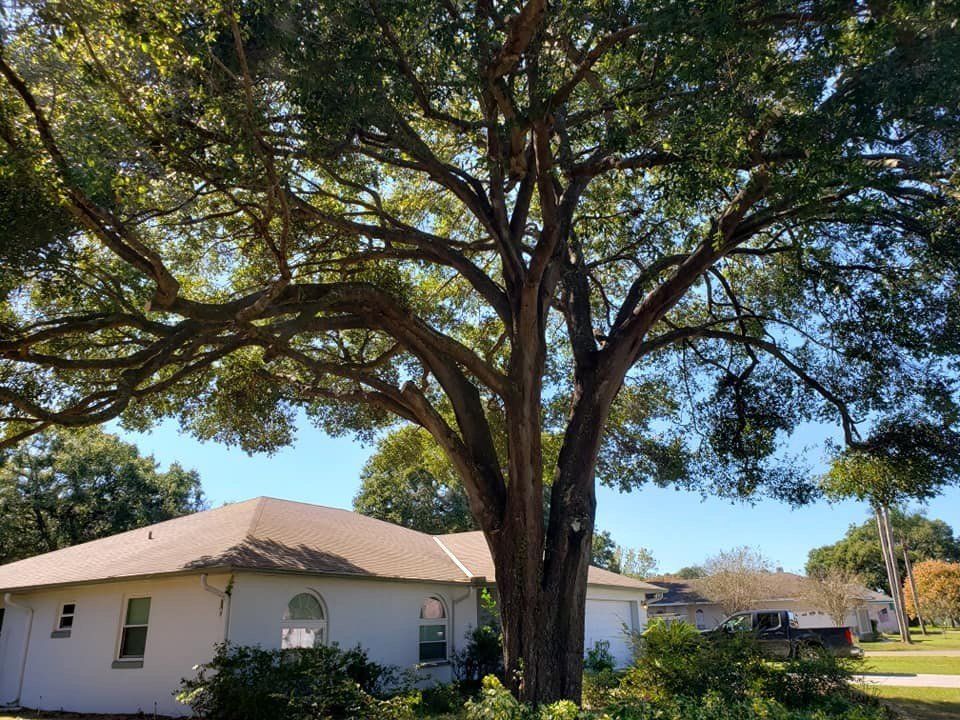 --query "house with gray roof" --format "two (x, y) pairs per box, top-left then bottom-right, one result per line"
(646, 572), (899, 638)
(0, 497), (663, 716)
